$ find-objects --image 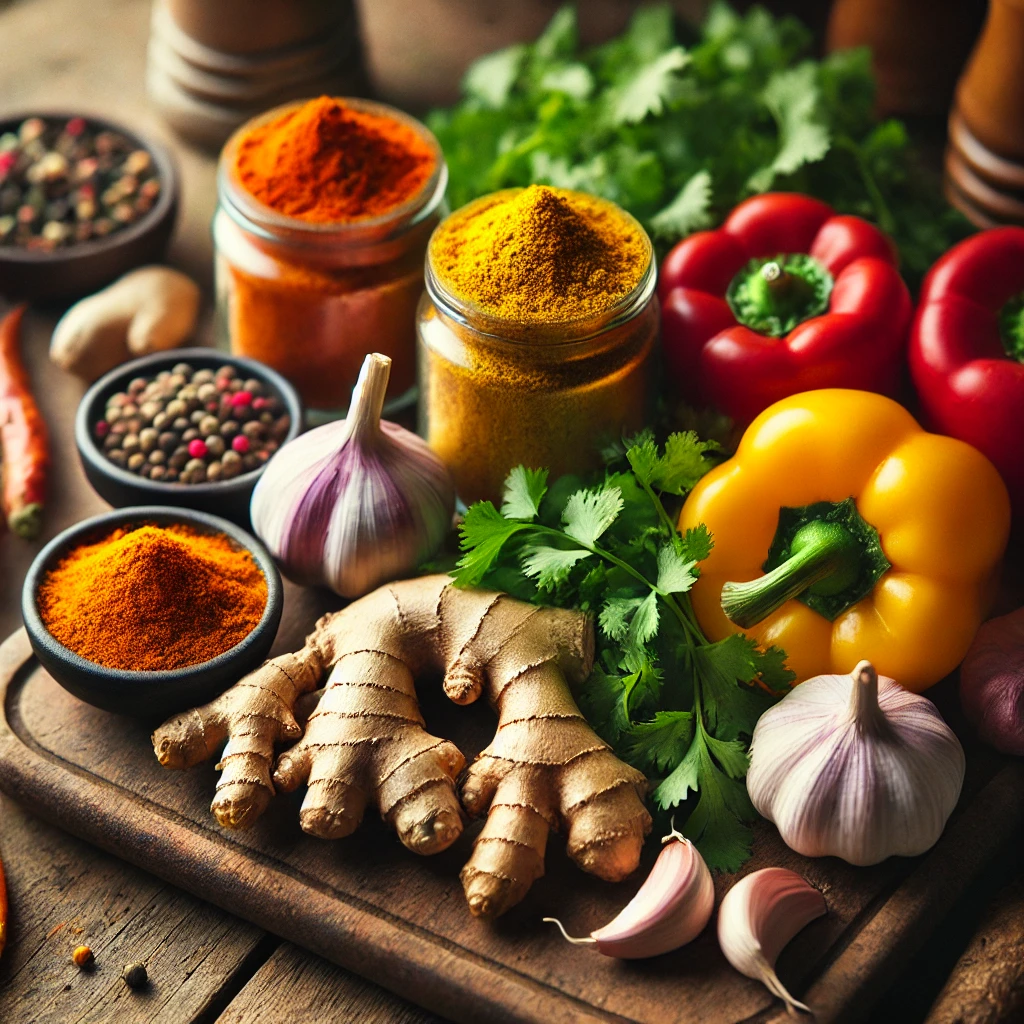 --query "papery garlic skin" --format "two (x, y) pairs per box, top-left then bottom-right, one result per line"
(544, 832), (714, 959)
(251, 353), (455, 598)
(748, 661), (965, 866)
(717, 867), (825, 1014)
